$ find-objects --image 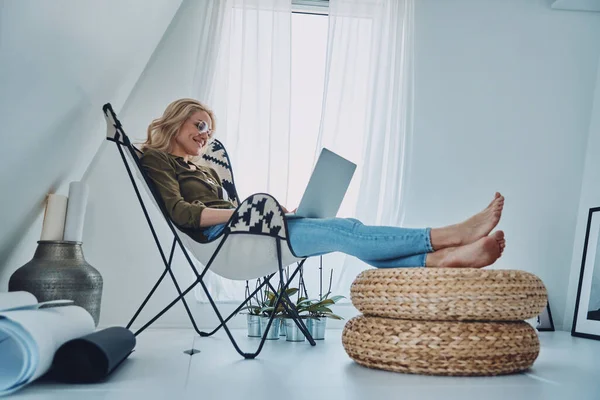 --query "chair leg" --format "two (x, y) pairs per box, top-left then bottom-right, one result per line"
(127, 266), (169, 330)
(198, 274), (274, 337)
(198, 279), (276, 359)
(266, 280), (315, 346)
(198, 255), (308, 338)
(127, 239), (177, 329)
(133, 280), (198, 336)
(276, 241), (316, 345)
(195, 256), (299, 359)
(163, 253), (202, 336)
